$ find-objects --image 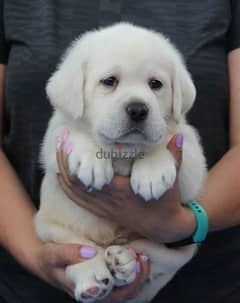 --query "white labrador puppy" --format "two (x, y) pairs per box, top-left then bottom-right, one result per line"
(35, 23), (207, 303)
